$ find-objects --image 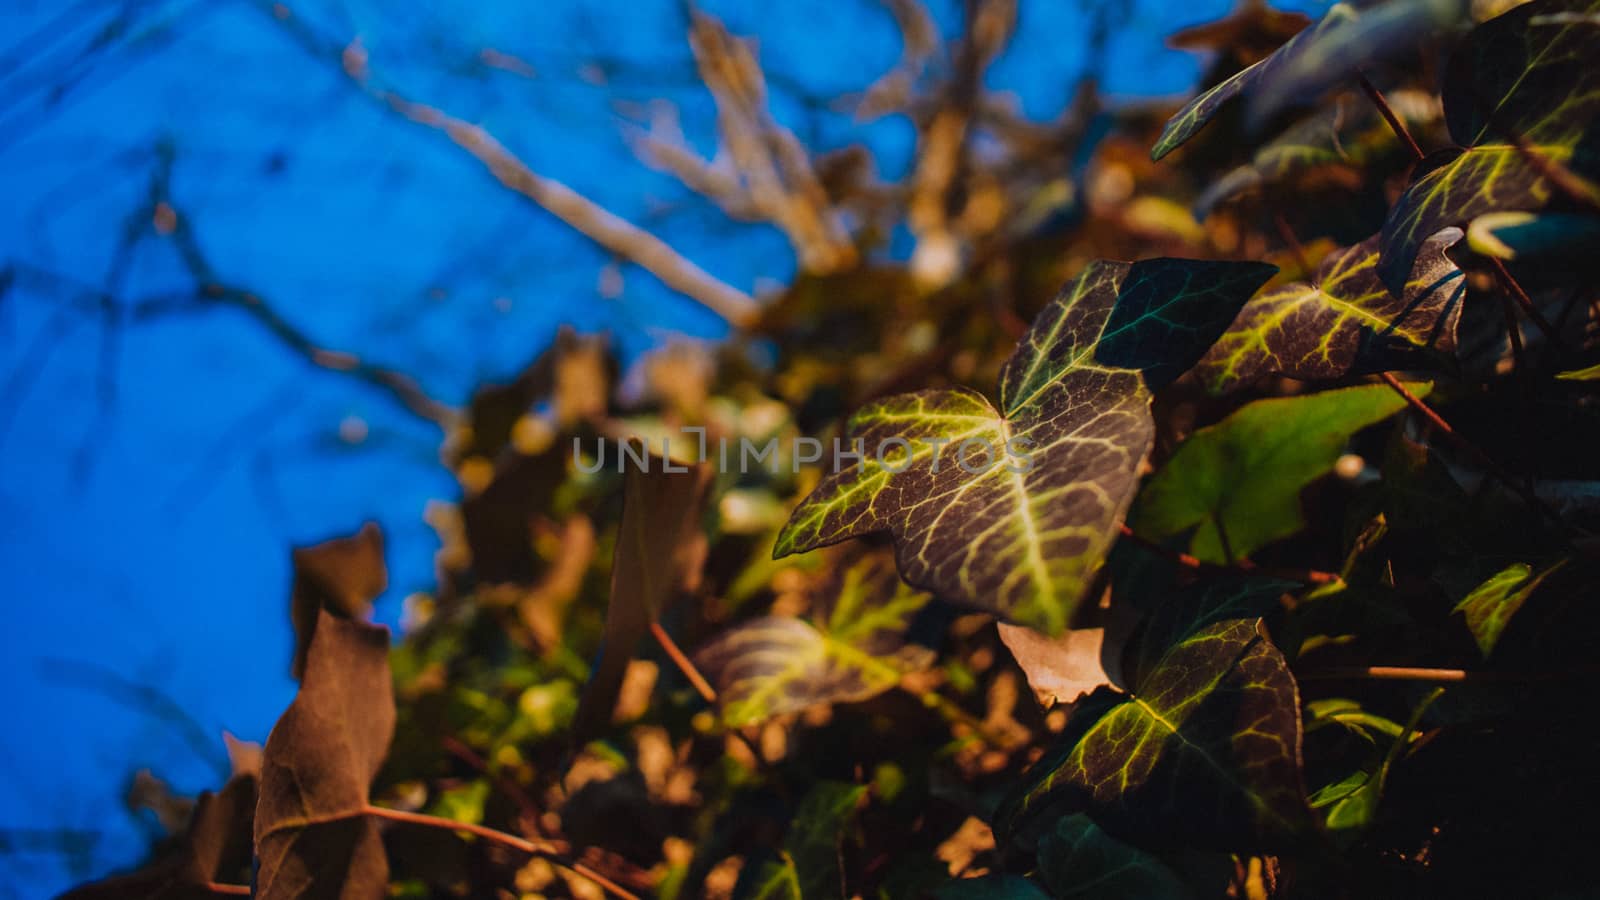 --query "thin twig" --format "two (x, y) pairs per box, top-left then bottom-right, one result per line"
(361, 805), (641, 900)
(1117, 524), (1341, 585)
(1376, 373), (1569, 531)
(649, 620), (718, 703)
(203, 884), (251, 896)
(1299, 665), (1600, 682)
(1357, 74), (1424, 164)
(1489, 256), (1564, 347)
